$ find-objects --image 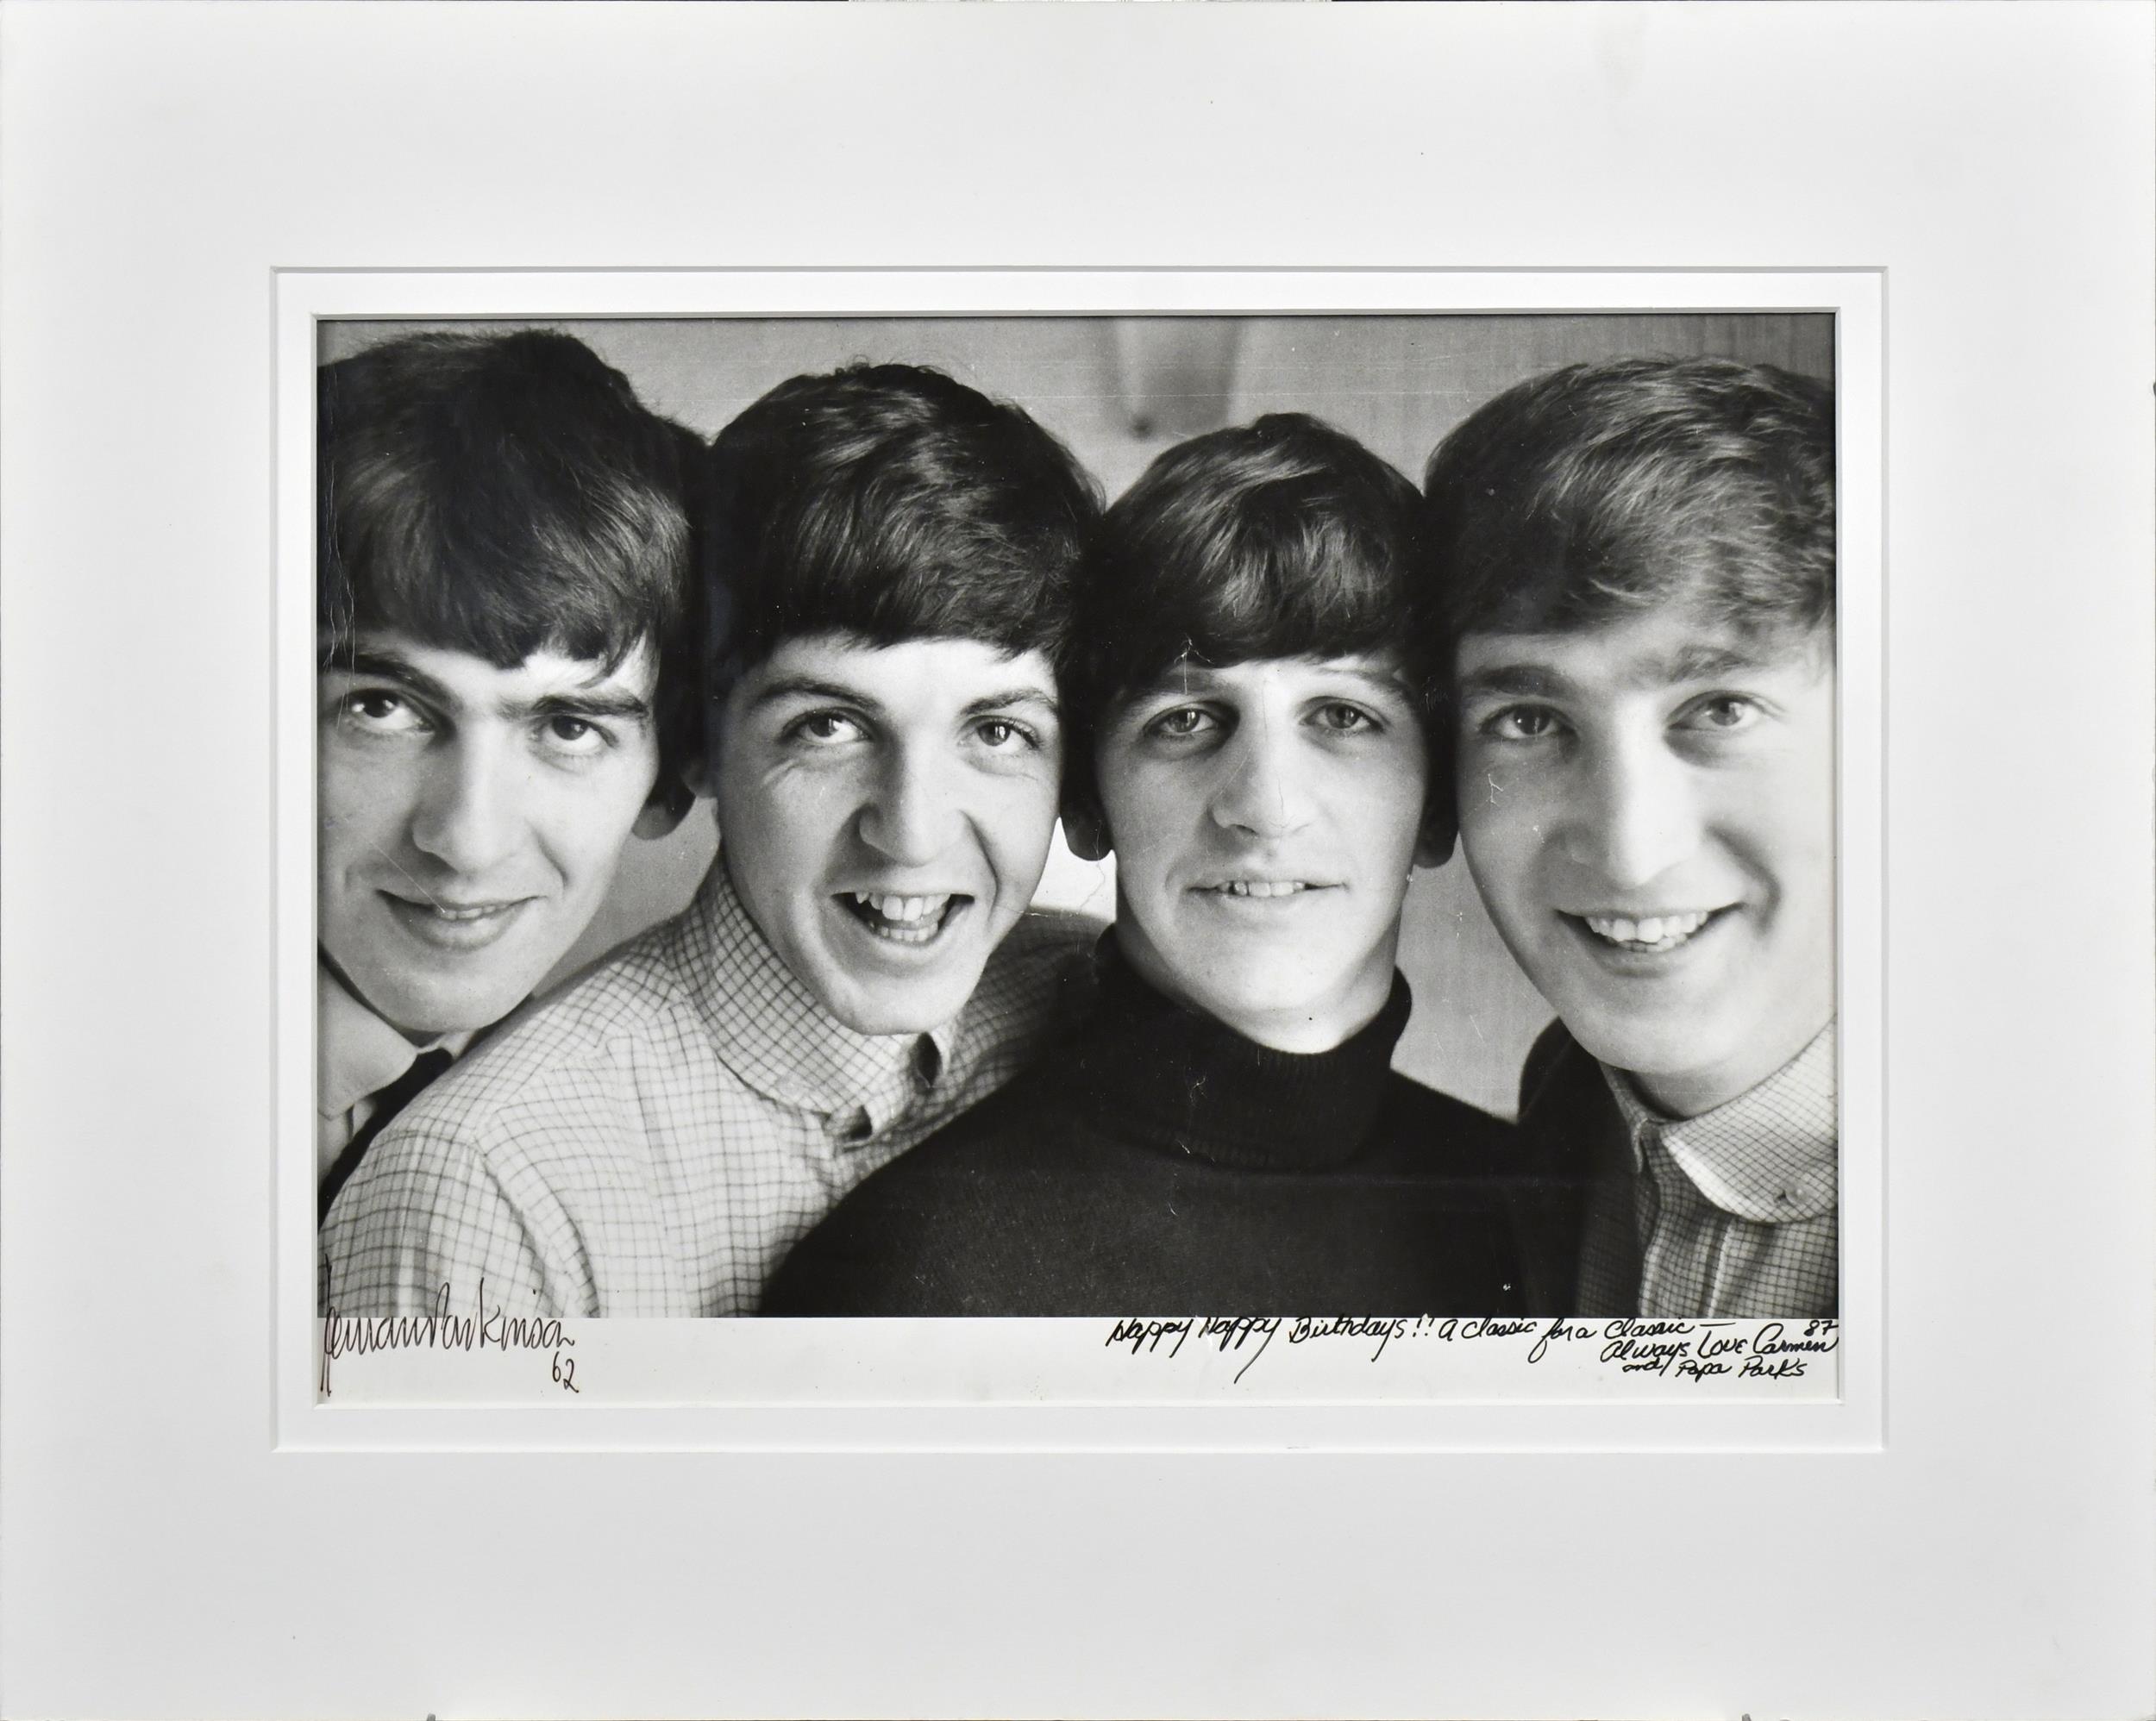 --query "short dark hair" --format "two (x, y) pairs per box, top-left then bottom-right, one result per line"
(1420, 355), (1836, 648)
(317, 329), (699, 775)
(1069, 412), (1432, 727)
(702, 363), (1100, 695)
